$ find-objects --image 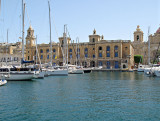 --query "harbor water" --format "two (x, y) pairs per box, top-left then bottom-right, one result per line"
(0, 72), (160, 121)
